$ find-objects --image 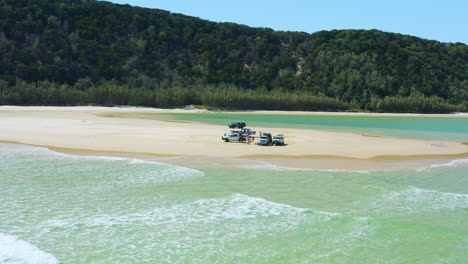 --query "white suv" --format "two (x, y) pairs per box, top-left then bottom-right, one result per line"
(222, 132), (240, 142)
(272, 135), (284, 145)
